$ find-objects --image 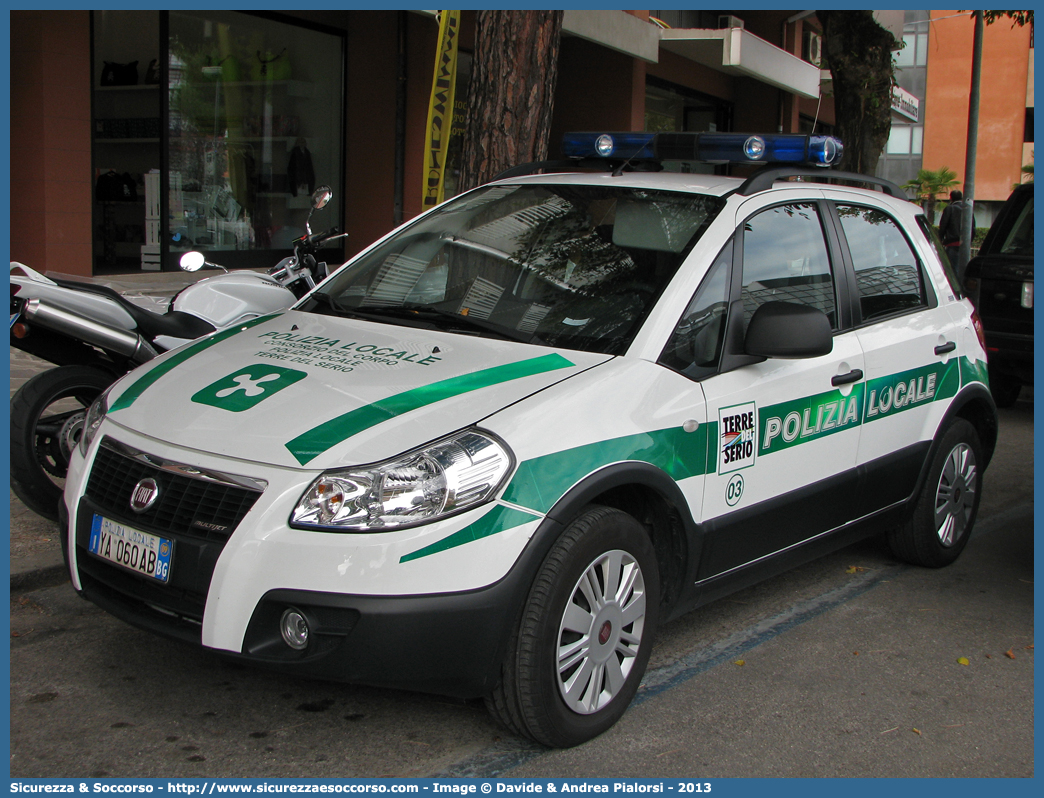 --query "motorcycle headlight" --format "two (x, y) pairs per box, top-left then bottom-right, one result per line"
(291, 429), (514, 531)
(79, 387), (111, 457)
